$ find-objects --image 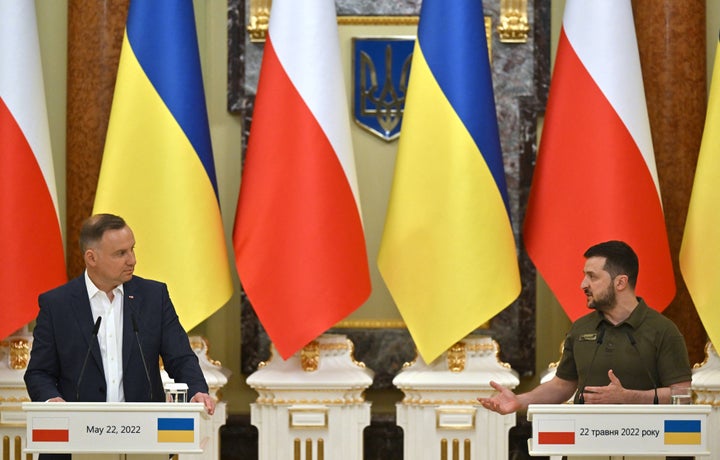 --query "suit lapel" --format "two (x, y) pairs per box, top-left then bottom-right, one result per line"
(123, 278), (139, 373)
(70, 276), (103, 373)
